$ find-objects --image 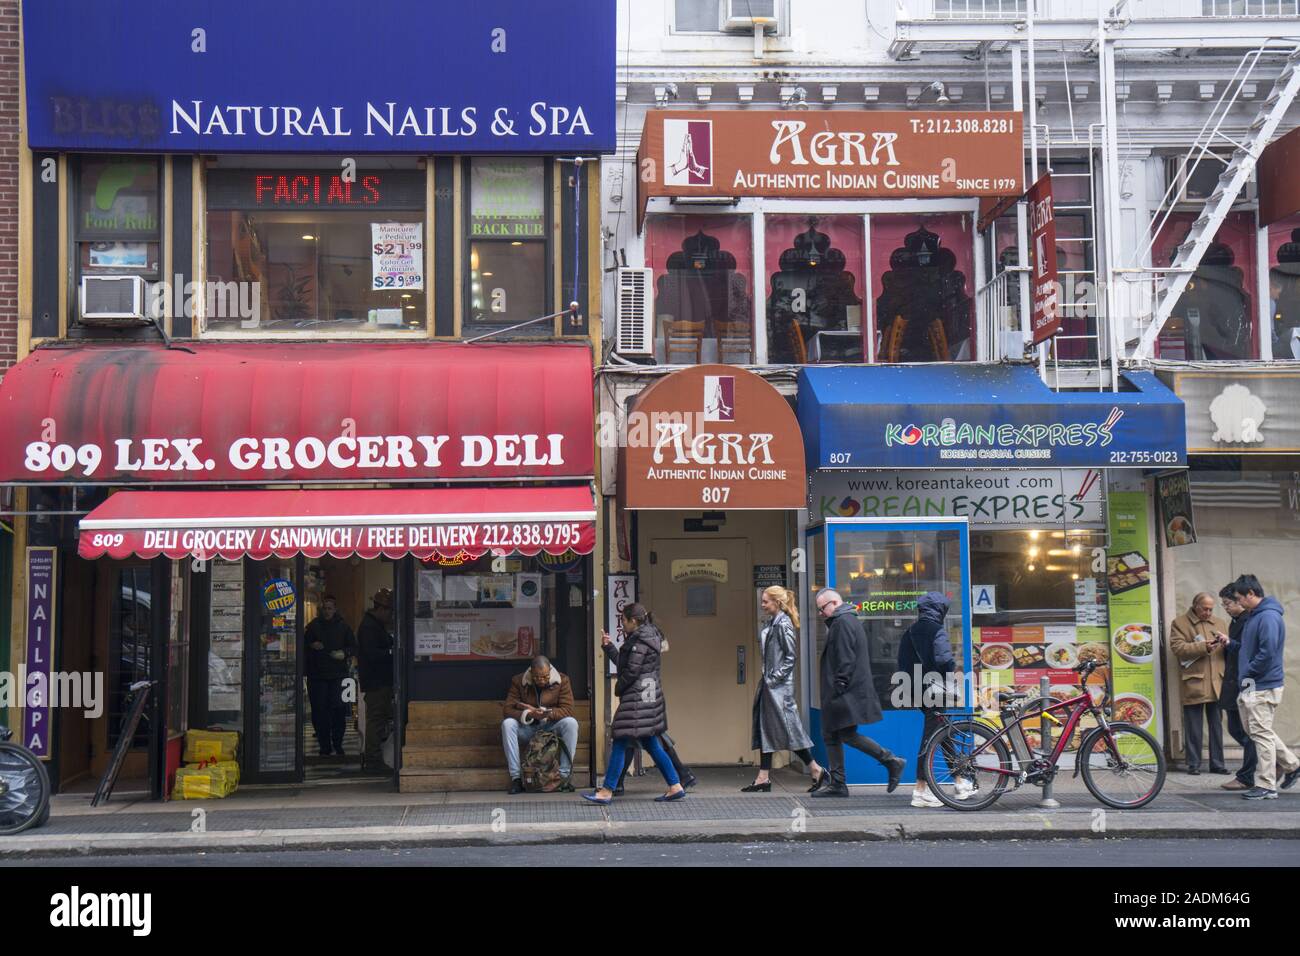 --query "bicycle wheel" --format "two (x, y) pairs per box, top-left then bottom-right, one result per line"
(0, 742), (51, 835)
(1079, 722), (1166, 810)
(924, 719), (1014, 811)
